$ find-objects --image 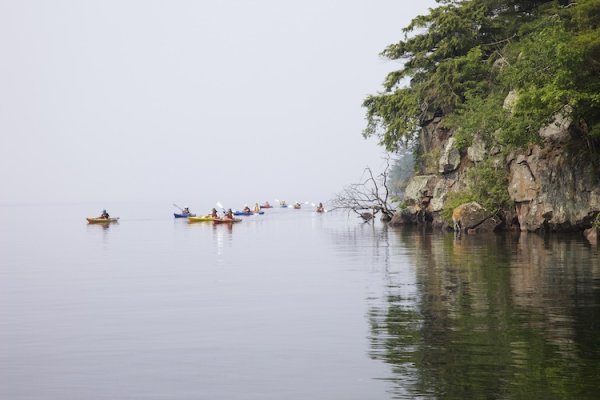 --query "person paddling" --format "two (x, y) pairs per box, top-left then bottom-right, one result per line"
(100, 209), (110, 219)
(223, 209), (234, 220)
(209, 208), (219, 219)
(182, 207), (191, 216)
